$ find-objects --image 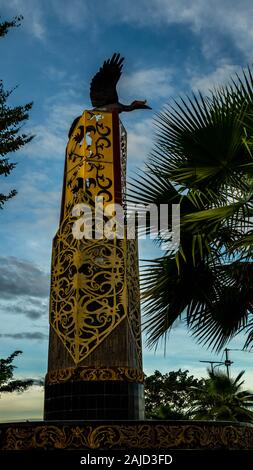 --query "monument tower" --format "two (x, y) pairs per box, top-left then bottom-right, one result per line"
(0, 55), (251, 457)
(44, 54), (151, 420)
